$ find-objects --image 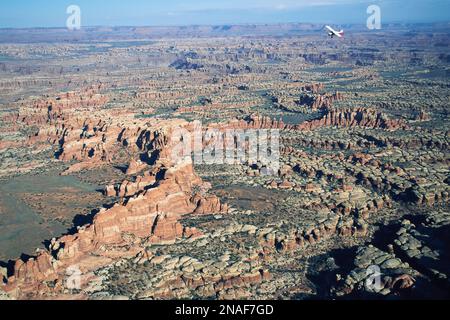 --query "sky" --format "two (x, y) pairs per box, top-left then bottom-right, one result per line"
(0, 0), (449, 28)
